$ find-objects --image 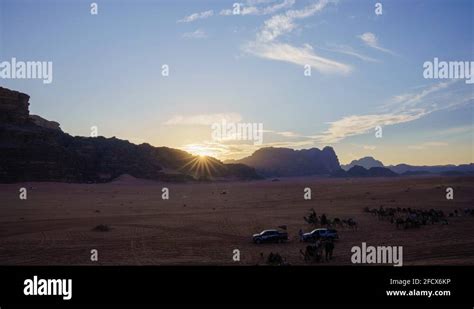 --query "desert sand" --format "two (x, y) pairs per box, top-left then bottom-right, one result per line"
(0, 175), (473, 265)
